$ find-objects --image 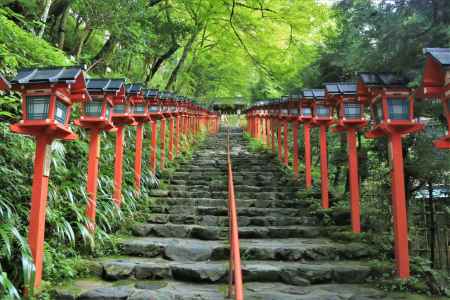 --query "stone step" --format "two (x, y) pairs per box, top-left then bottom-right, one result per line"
(169, 178), (301, 187)
(54, 279), (391, 300)
(132, 224), (323, 240)
(147, 213), (317, 227)
(99, 257), (379, 285)
(120, 237), (375, 262)
(169, 184), (300, 193)
(152, 197), (310, 209)
(168, 190), (298, 200)
(150, 206), (307, 217)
